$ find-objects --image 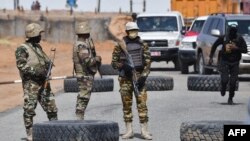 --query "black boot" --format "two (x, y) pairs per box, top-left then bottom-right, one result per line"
(220, 85), (226, 97)
(228, 97), (234, 105)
